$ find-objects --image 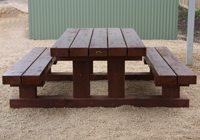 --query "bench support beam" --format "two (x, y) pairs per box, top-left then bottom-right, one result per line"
(19, 87), (37, 98)
(10, 95), (189, 108)
(162, 85), (180, 98)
